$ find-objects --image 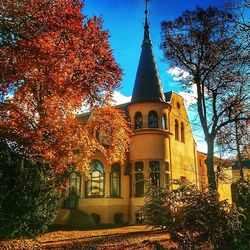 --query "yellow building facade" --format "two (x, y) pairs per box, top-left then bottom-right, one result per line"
(55, 8), (233, 226)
